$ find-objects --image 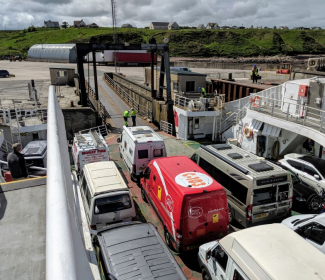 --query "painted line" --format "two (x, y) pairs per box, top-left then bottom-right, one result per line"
(183, 143), (196, 151)
(105, 134), (116, 140)
(1, 176), (47, 185)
